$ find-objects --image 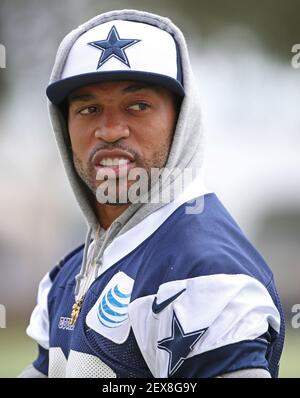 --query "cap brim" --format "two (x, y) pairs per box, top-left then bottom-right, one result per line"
(46, 71), (185, 105)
